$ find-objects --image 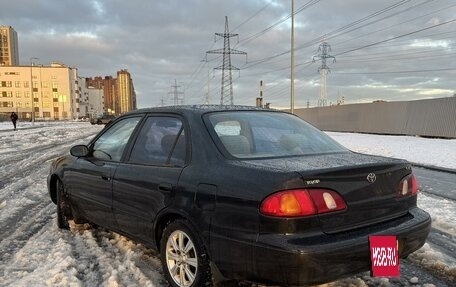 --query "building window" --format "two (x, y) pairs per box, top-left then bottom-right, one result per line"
(34, 97), (39, 102)
(2, 91), (12, 97)
(33, 81), (38, 88)
(33, 92), (39, 99)
(6, 81), (12, 87)
(43, 112), (51, 117)
(15, 81), (21, 88)
(25, 102), (30, 108)
(15, 91), (21, 98)
(25, 91), (30, 98)
(24, 81), (29, 88)
(52, 82), (58, 88)
(34, 102), (39, 107)
(17, 102), (22, 108)
(51, 75), (57, 79)
(1, 101), (13, 107)
(42, 81), (49, 88)
(43, 102), (51, 108)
